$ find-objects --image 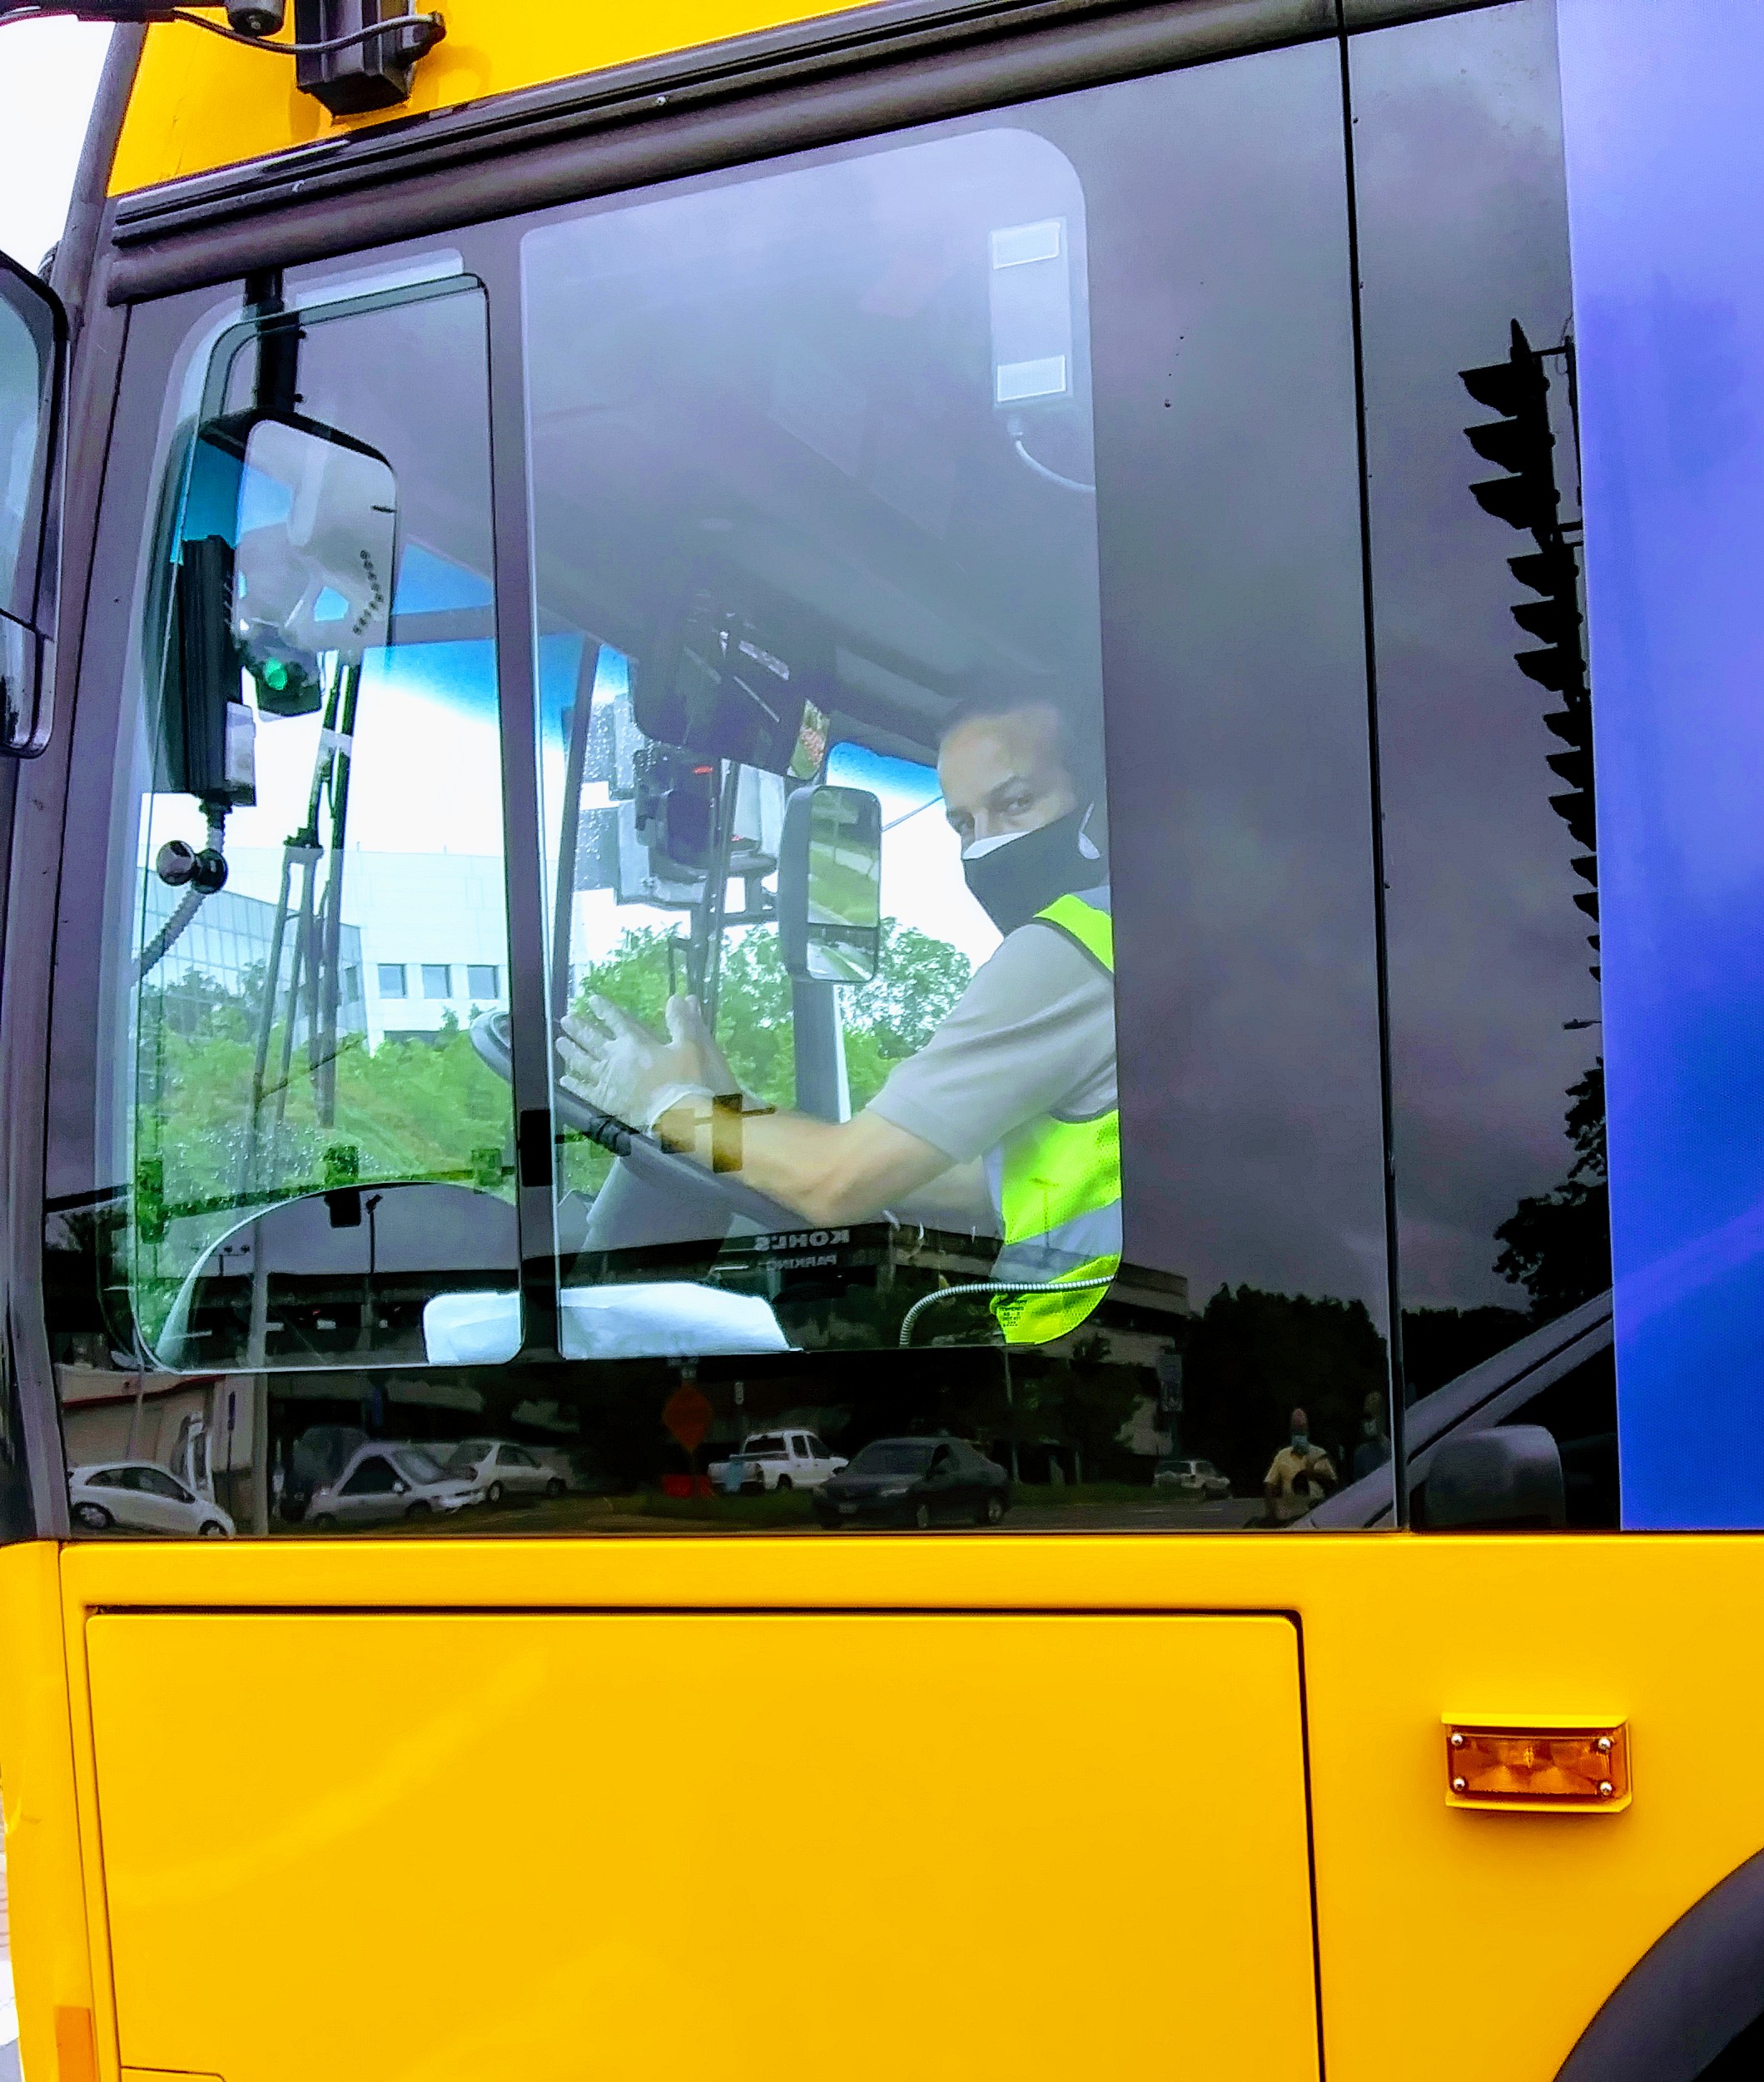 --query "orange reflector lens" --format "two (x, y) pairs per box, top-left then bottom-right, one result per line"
(1444, 1723), (1630, 1810)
